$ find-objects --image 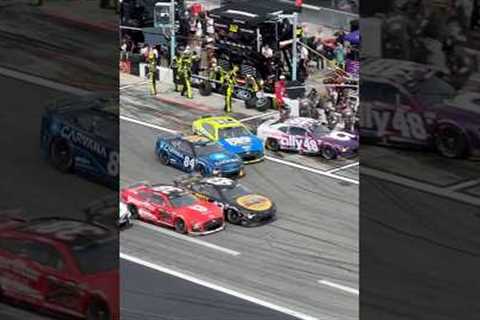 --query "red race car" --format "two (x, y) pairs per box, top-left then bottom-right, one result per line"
(0, 213), (119, 320)
(120, 182), (225, 235)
